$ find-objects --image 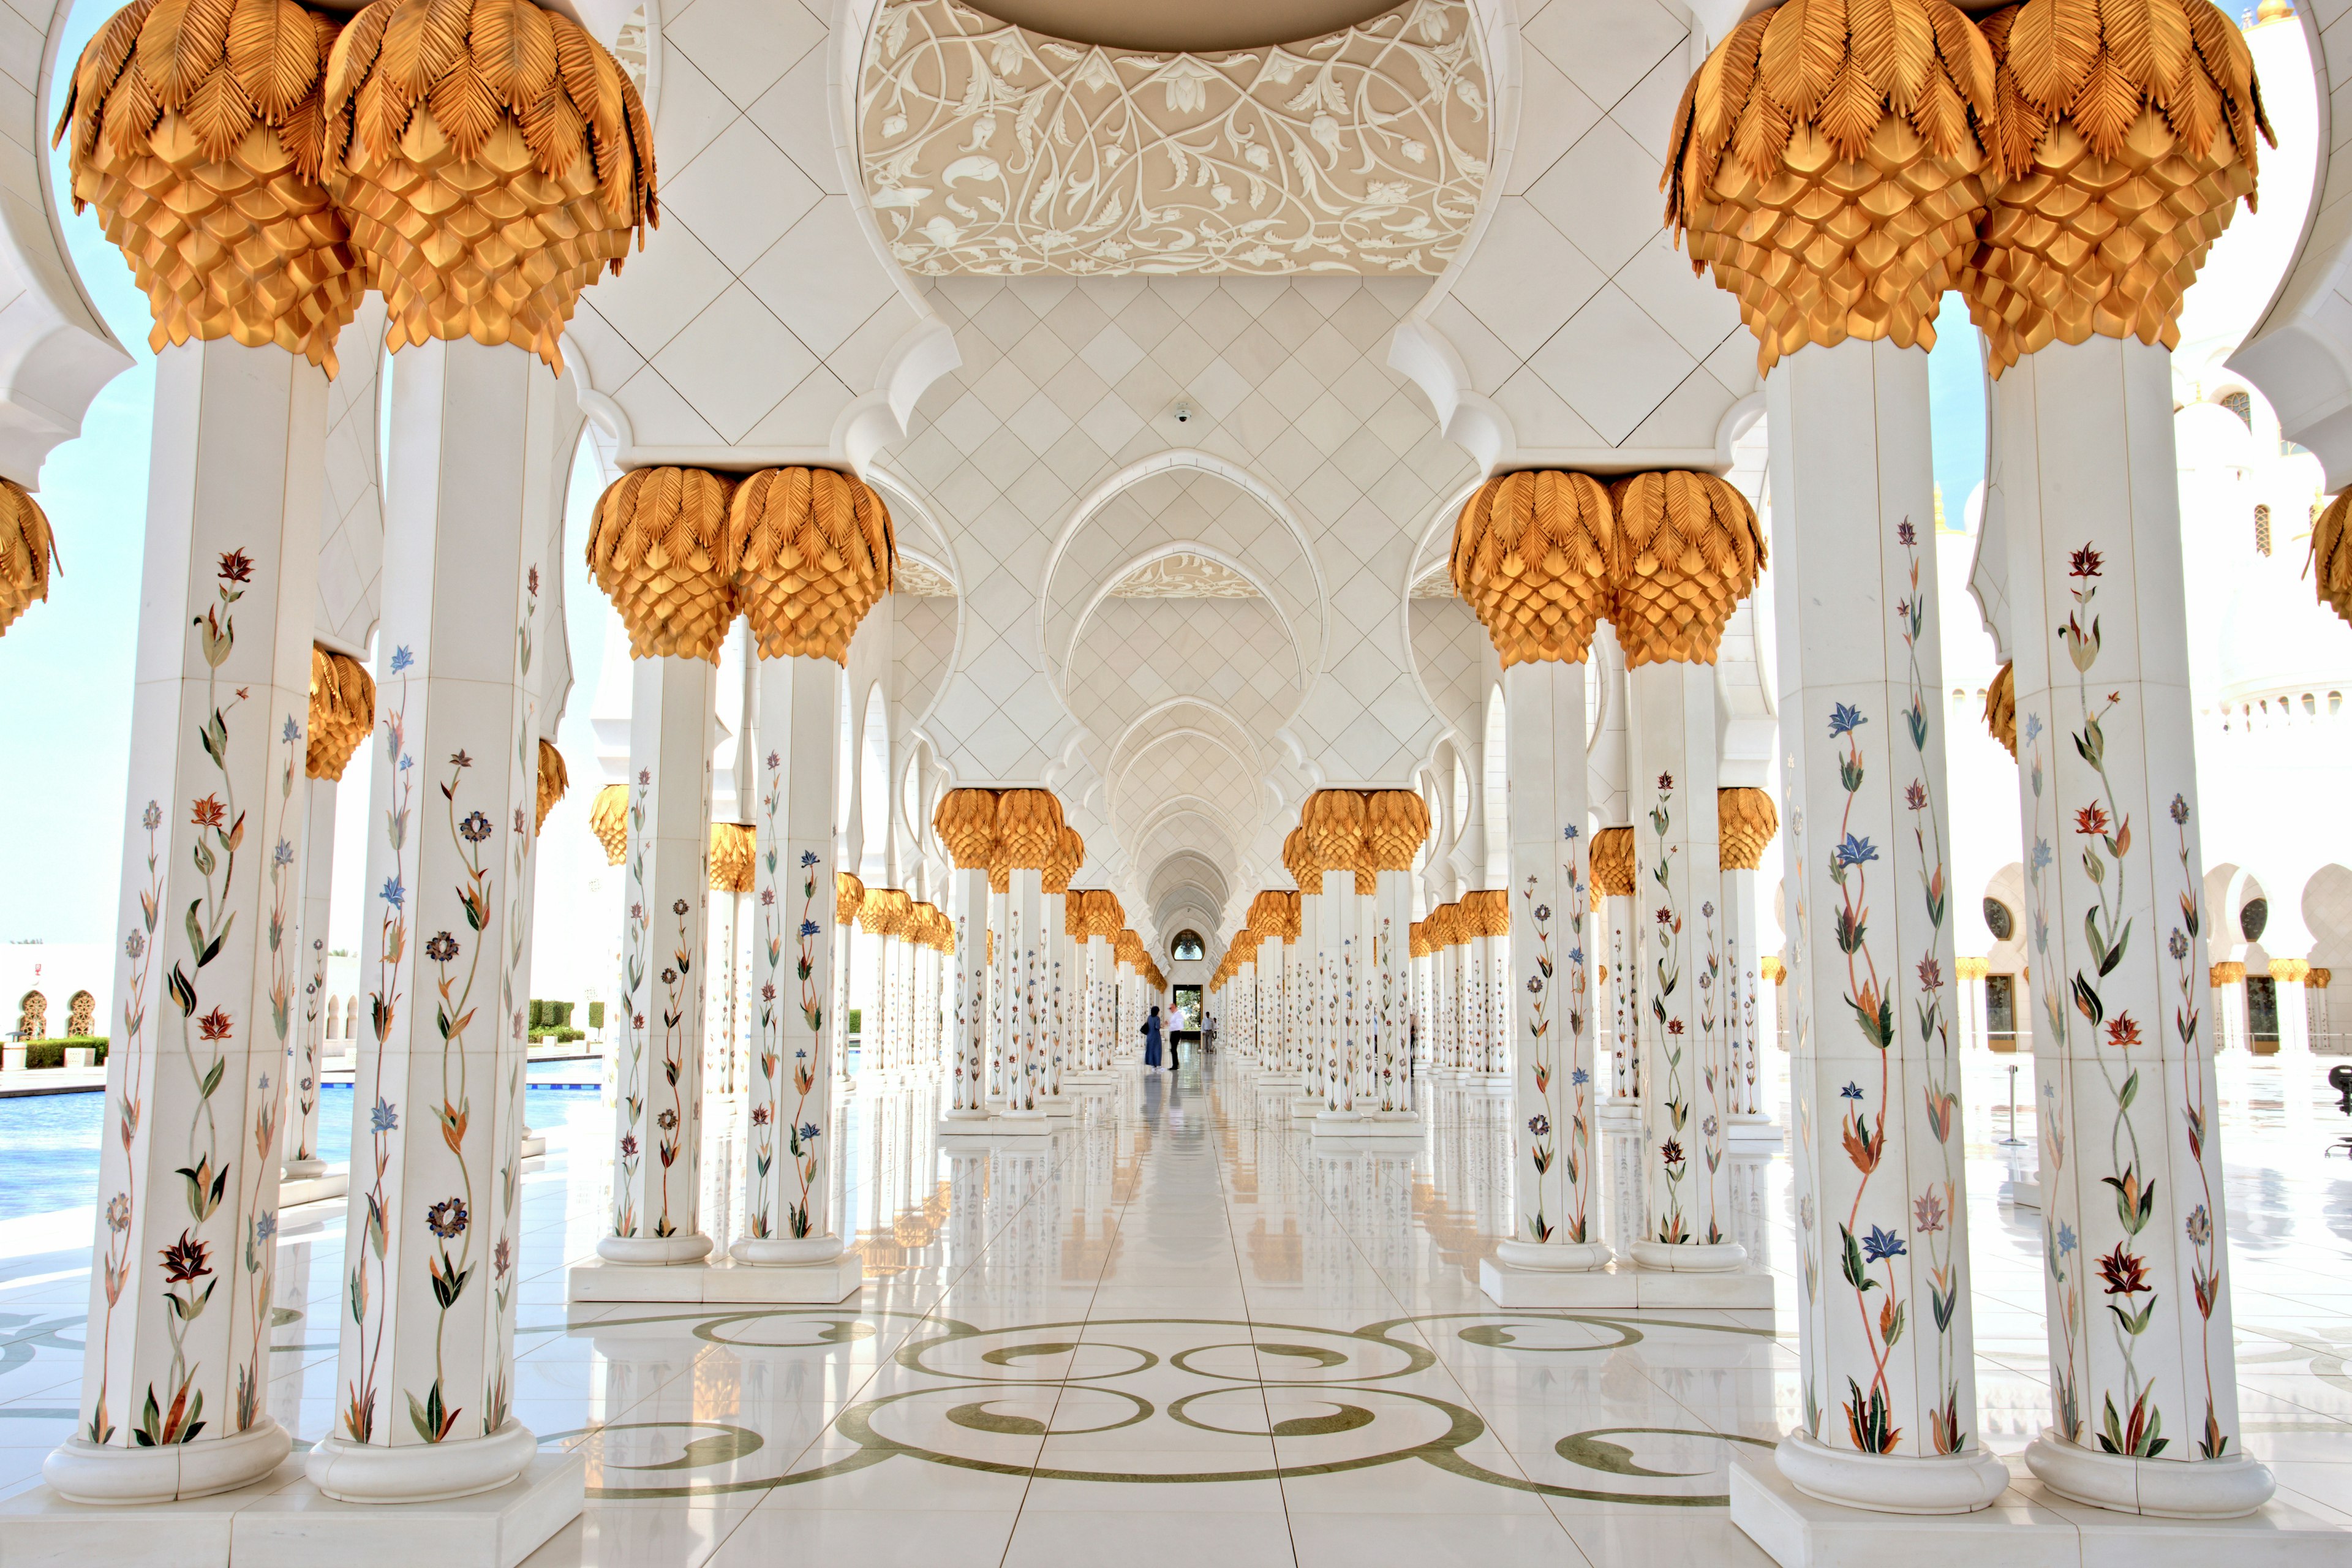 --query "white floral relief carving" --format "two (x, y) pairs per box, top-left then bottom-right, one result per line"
(895, 555), (959, 597)
(859, 0), (1488, 276)
(1108, 553), (1262, 598)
